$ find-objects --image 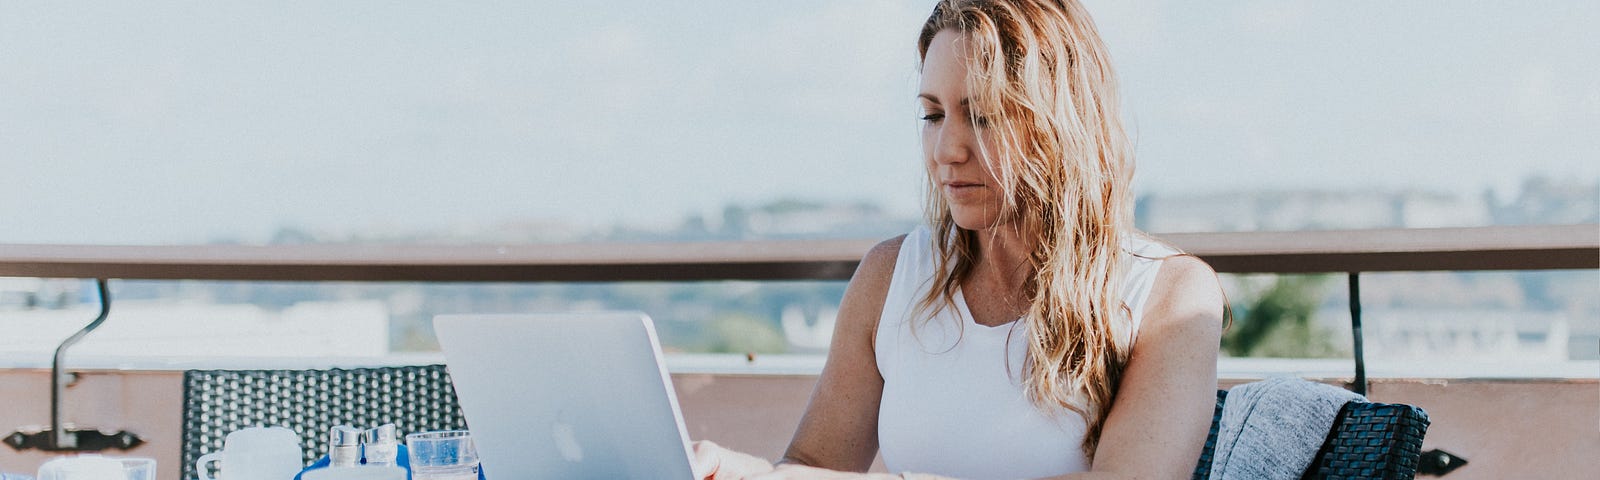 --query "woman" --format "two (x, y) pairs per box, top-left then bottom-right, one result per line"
(694, 1), (1224, 478)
